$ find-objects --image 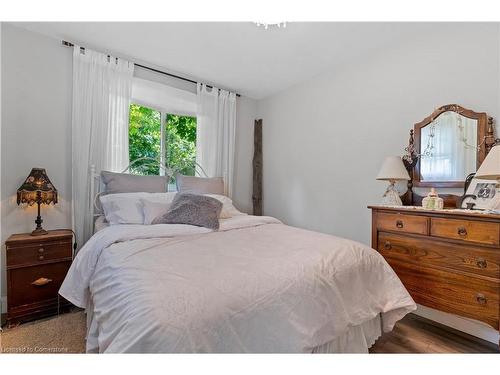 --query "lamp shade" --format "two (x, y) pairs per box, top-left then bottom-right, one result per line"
(376, 156), (410, 181)
(17, 168), (58, 206)
(475, 144), (500, 180)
